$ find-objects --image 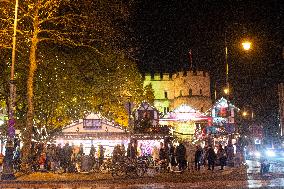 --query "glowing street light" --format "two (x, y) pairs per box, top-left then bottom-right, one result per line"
(242, 41), (252, 51)
(224, 88), (229, 95)
(242, 111), (248, 117)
